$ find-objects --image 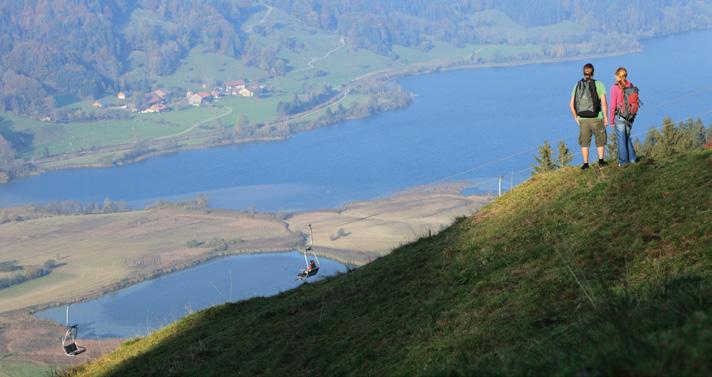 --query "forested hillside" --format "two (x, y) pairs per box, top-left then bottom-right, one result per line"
(270, 0), (712, 52)
(0, 0), (251, 115)
(2, 0), (711, 116)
